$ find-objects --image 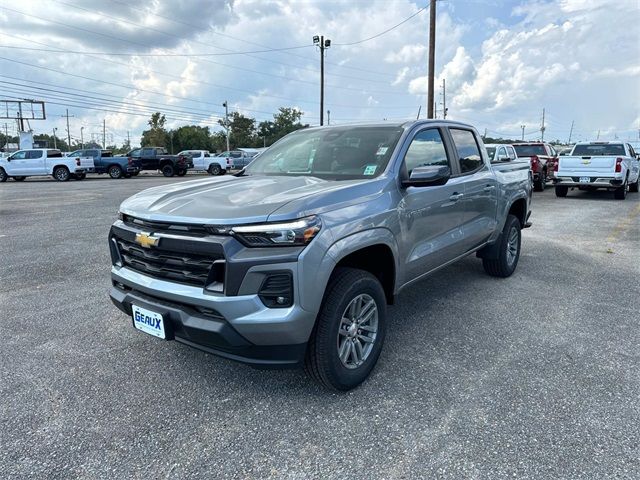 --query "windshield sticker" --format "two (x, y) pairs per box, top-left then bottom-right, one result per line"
(364, 165), (377, 175)
(376, 146), (388, 156)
